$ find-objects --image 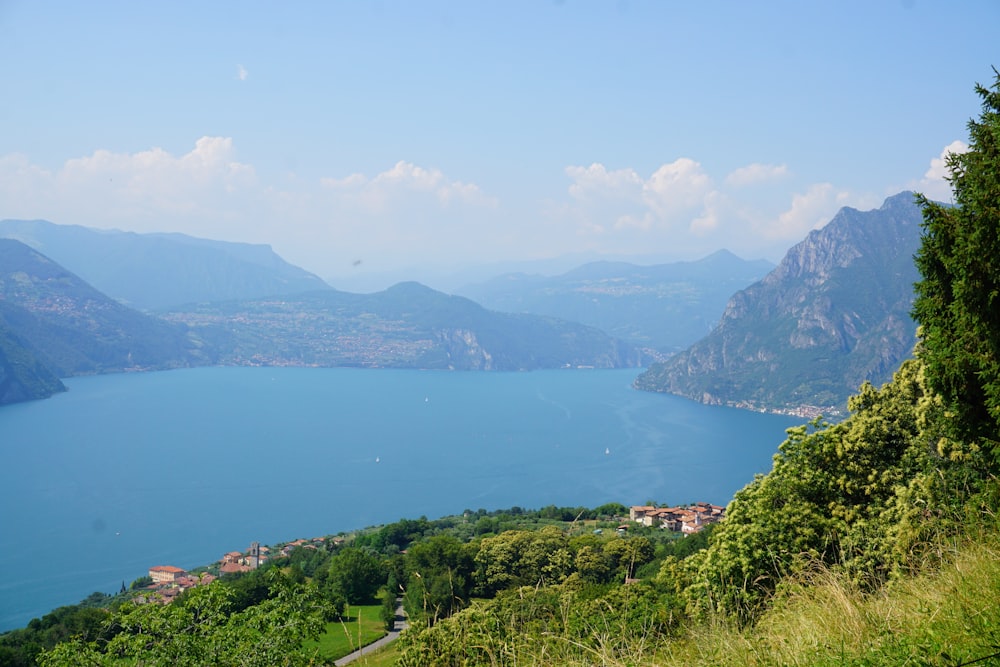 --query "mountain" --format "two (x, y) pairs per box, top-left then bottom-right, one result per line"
(164, 281), (642, 371)
(0, 239), (204, 382)
(456, 250), (775, 355)
(0, 219), (330, 311)
(634, 192), (924, 414)
(0, 321), (66, 404)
